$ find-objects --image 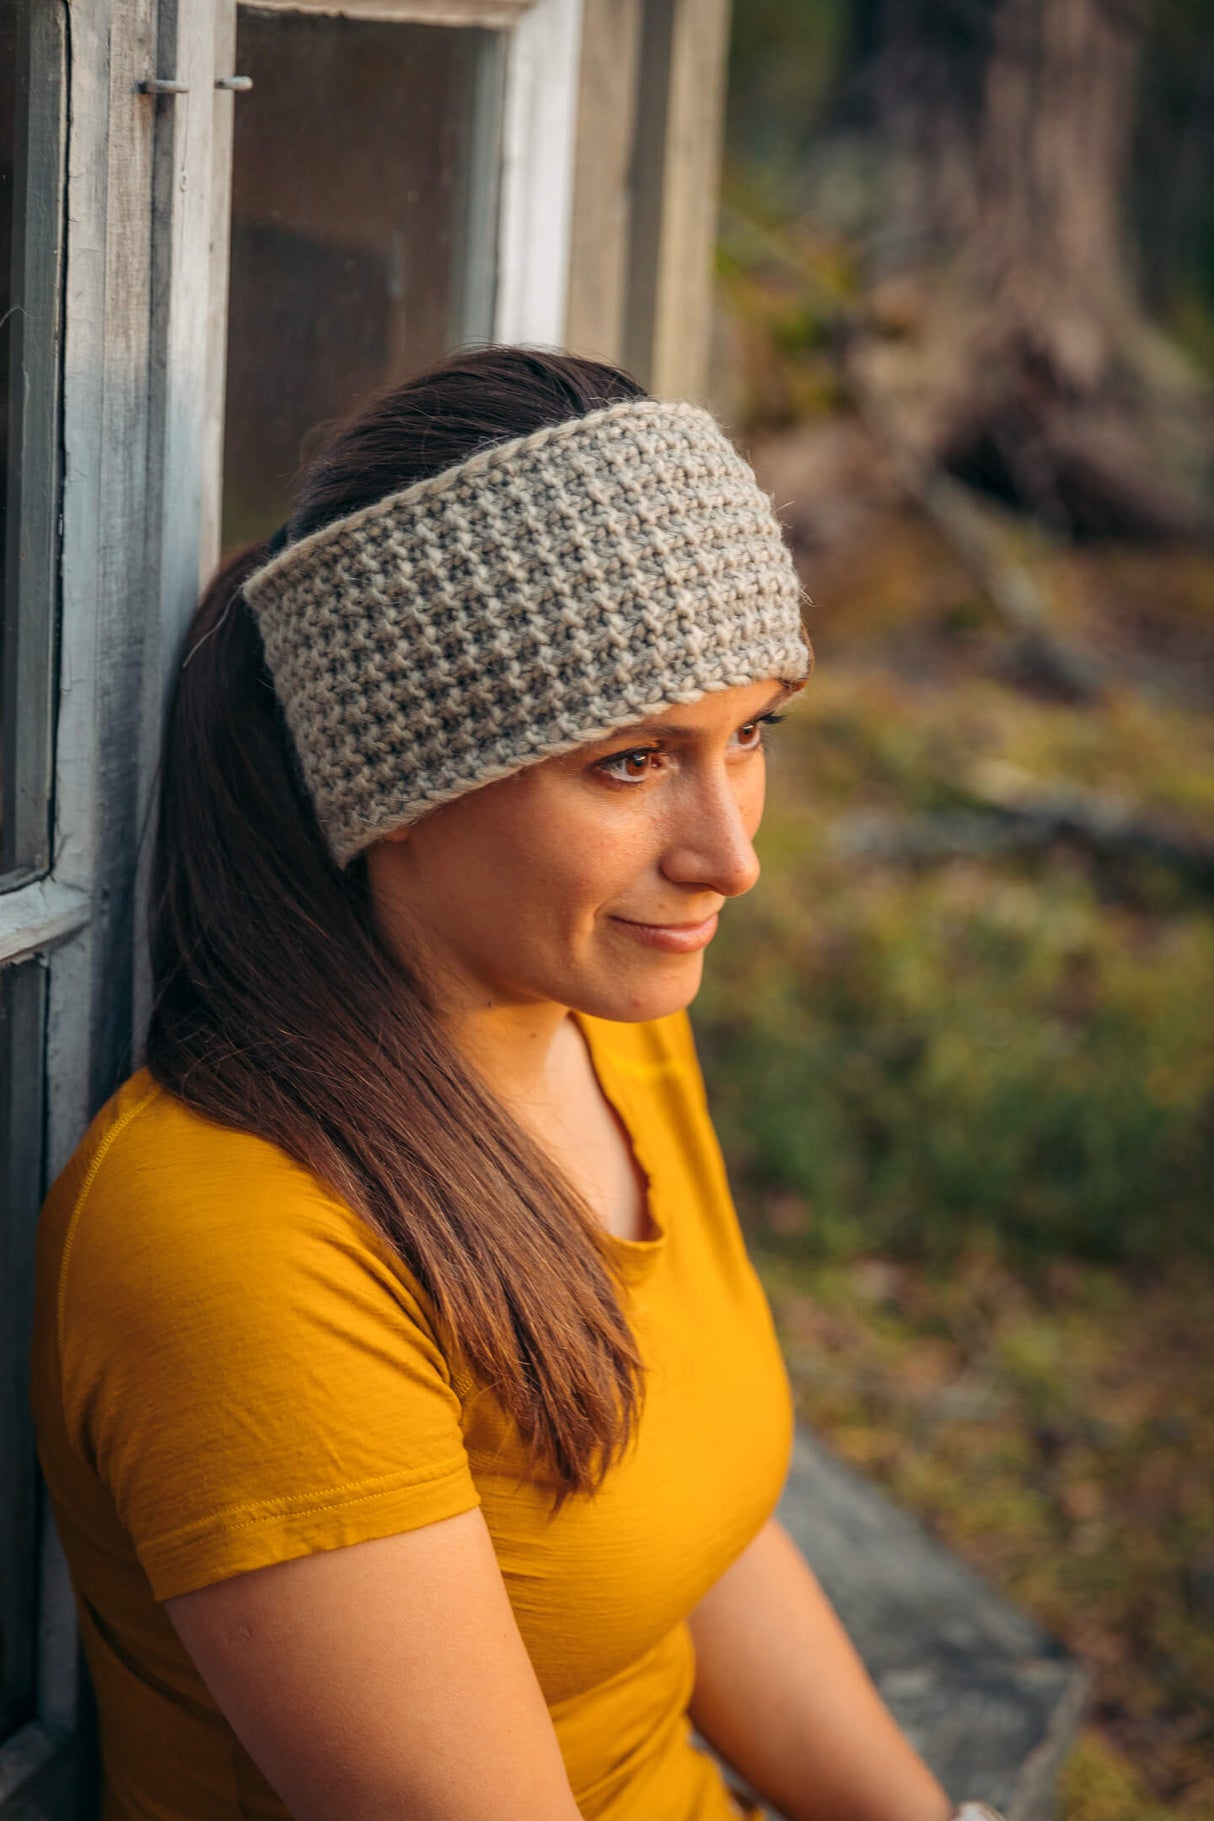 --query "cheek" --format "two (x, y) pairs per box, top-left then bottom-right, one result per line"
(451, 796), (652, 938)
(409, 765), (669, 968)
(740, 760), (767, 836)
(502, 815), (652, 927)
